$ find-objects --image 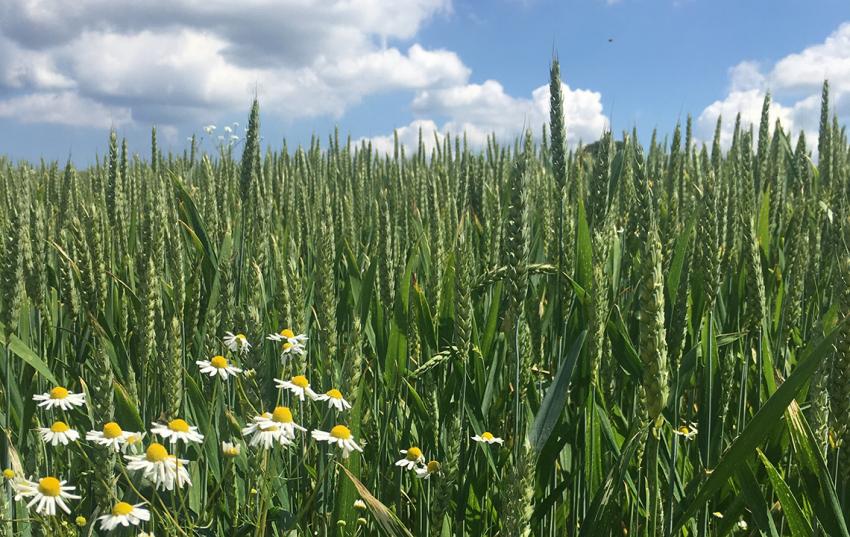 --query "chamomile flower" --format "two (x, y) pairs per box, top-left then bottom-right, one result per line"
(353, 499), (367, 511)
(86, 422), (138, 451)
(311, 425), (363, 458)
(125, 443), (191, 491)
(267, 328), (308, 358)
(222, 441), (241, 458)
(257, 406), (307, 440)
(316, 389), (352, 412)
(13, 476), (81, 516)
(150, 419), (204, 445)
(673, 422), (698, 441)
(97, 501), (151, 531)
(246, 424), (290, 450)
(241, 412), (273, 437)
(195, 355), (242, 380)
(223, 332), (252, 354)
(471, 432), (504, 445)
(415, 460), (441, 480)
(395, 447), (426, 471)
(37, 421), (80, 446)
(32, 387), (86, 411)
(122, 431), (146, 454)
(275, 375), (319, 401)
